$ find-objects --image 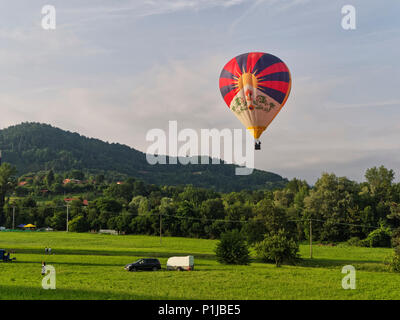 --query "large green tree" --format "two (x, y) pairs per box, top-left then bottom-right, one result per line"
(365, 166), (394, 198)
(0, 163), (17, 225)
(365, 166), (396, 225)
(303, 173), (359, 241)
